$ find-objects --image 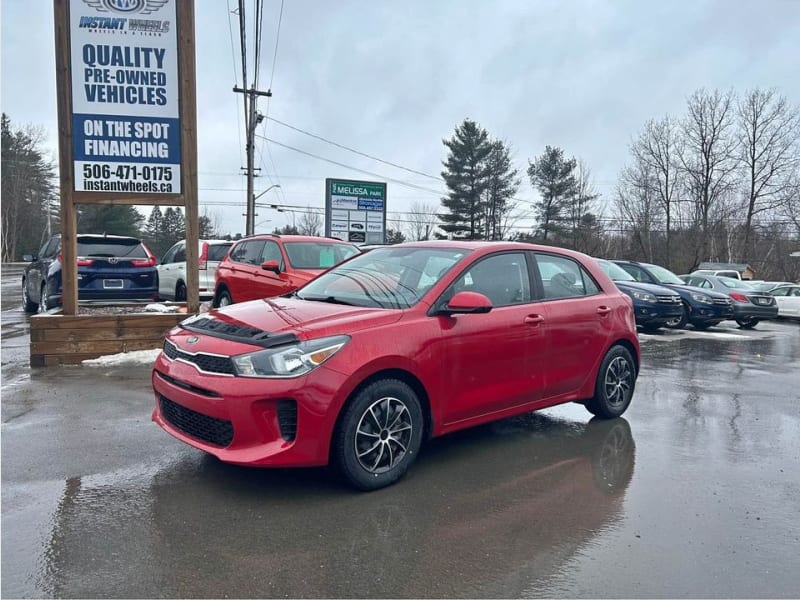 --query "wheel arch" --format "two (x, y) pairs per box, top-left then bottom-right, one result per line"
(328, 367), (433, 463)
(610, 338), (639, 377)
